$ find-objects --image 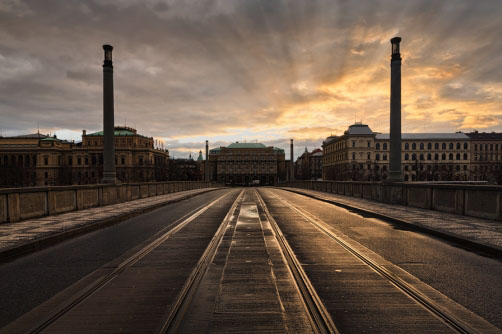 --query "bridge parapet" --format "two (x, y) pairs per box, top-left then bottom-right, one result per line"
(282, 181), (502, 221)
(0, 181), (216, 223)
